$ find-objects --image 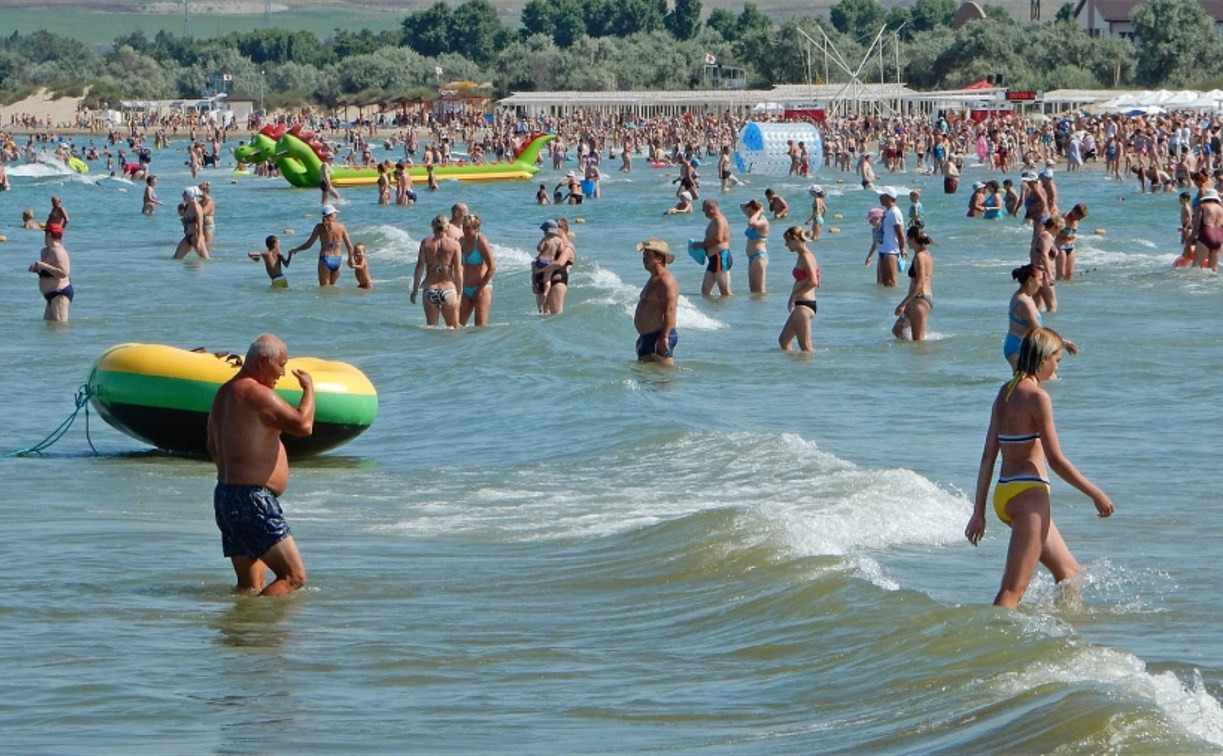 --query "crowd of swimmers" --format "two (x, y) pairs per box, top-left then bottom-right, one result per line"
(15, 108), (1195, 605)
